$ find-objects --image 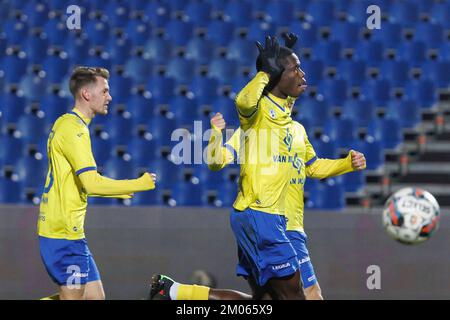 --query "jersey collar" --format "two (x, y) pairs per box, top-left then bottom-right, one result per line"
(70, 108), (92, 126)
(266, 93), (291, 115)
